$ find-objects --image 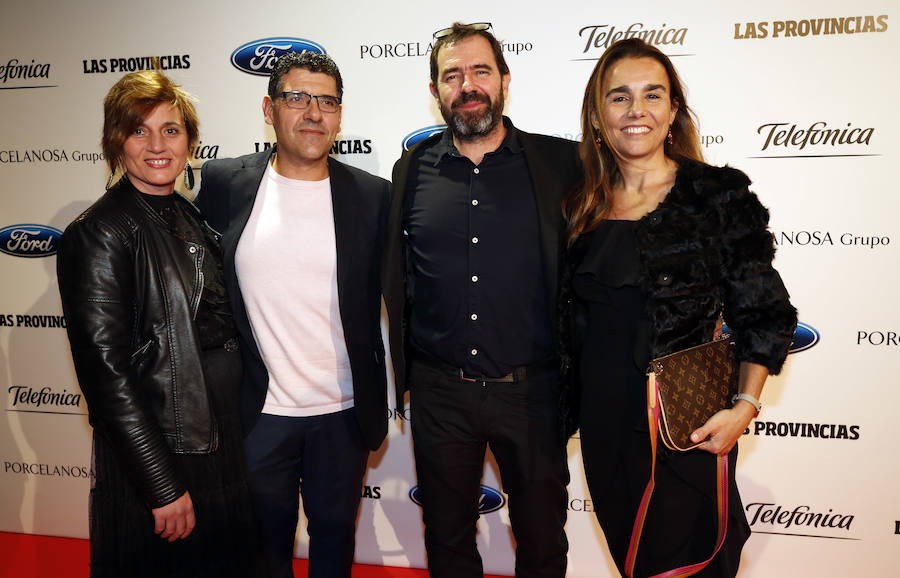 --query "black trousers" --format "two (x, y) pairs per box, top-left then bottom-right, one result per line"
(243, 408), (368, 578)
(409, 358), (569, 578)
